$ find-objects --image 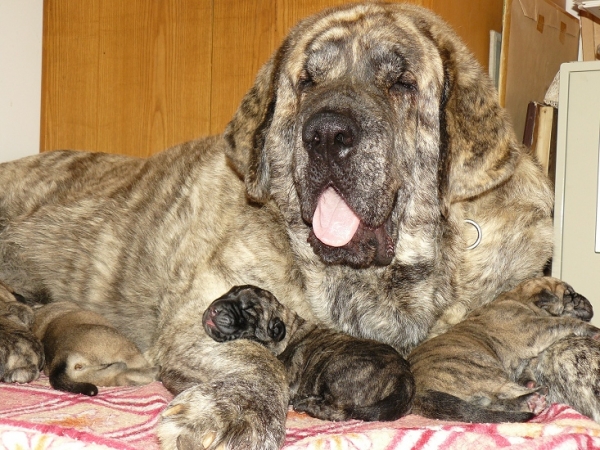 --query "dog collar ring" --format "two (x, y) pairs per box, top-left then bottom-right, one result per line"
(465, 219), (482, 250)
